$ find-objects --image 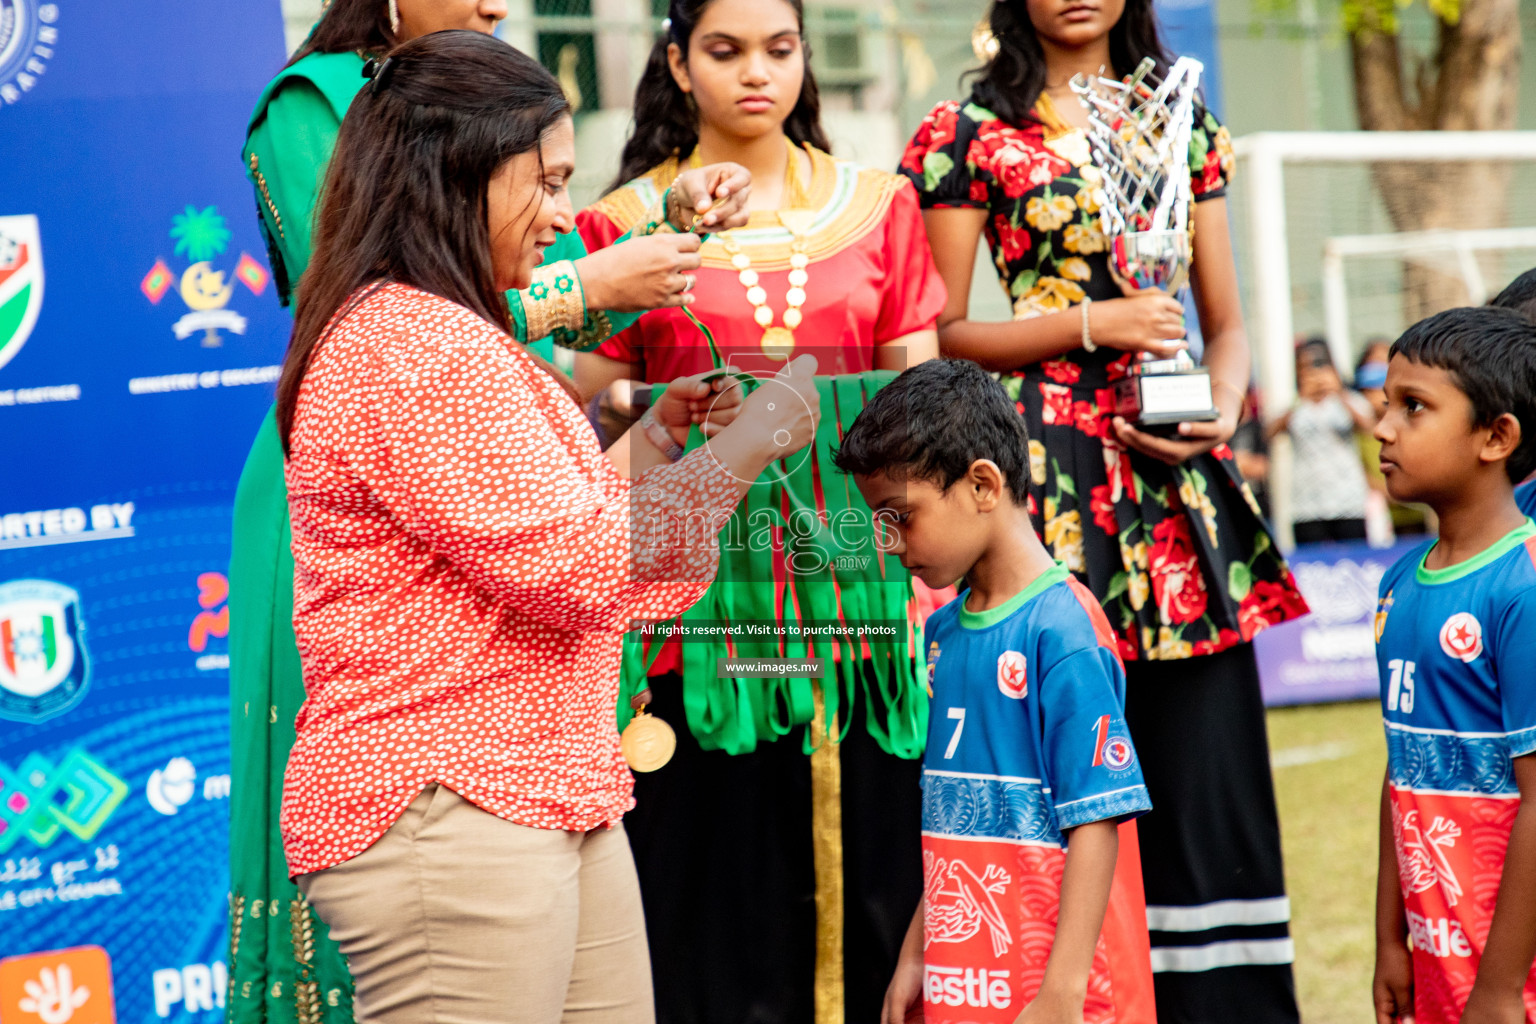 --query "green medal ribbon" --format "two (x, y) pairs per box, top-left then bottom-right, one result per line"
(616, 305), (929, 758)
